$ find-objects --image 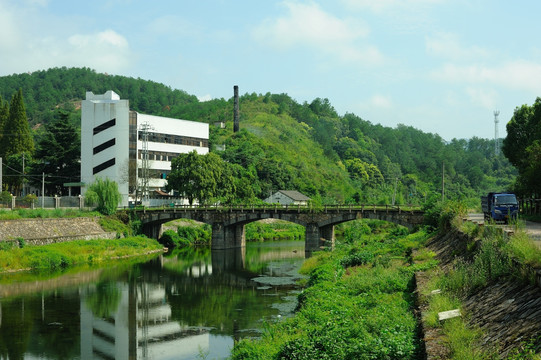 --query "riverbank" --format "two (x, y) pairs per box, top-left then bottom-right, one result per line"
(231, 220), (433, 359)
(416, 217), (541, 359)
(0, 236), (164, 274)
